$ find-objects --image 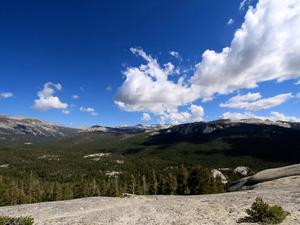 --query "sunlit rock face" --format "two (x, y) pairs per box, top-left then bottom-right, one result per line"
(0, 115), (78, 145)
